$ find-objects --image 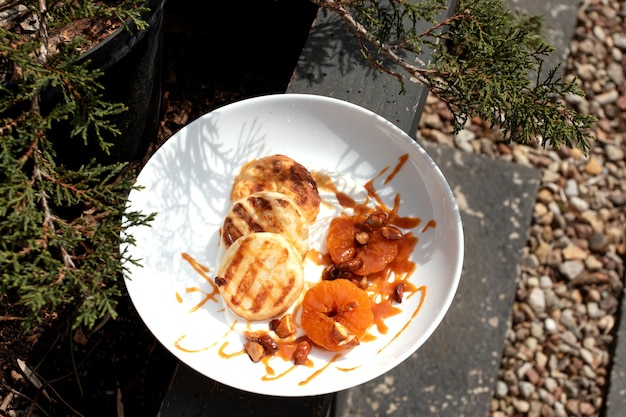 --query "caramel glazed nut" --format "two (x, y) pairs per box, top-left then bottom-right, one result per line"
(242, 314), (303, 363)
